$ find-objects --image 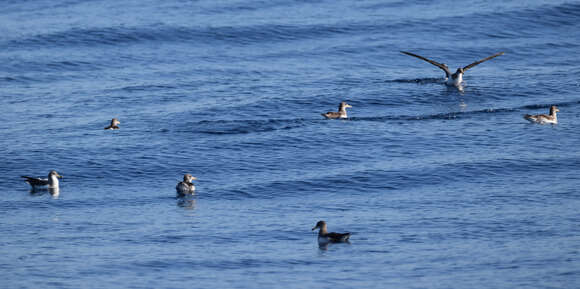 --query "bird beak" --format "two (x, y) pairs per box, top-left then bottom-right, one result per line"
(311, 226), (318, 231)
(191, 177), (197, 180)
(57, 173), (63, 179)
